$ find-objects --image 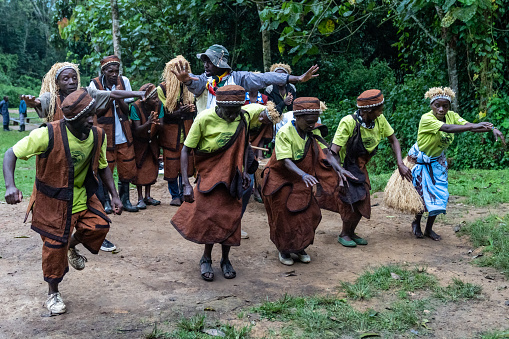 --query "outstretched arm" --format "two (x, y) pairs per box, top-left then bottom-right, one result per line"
(21, 95), (41, 108)
(287, 64), (319, 84)
(3, 148), (23, 204)
(98, 167), (122, 214)
(387, 134), (412, 181)
(110, 90), (146, 101)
